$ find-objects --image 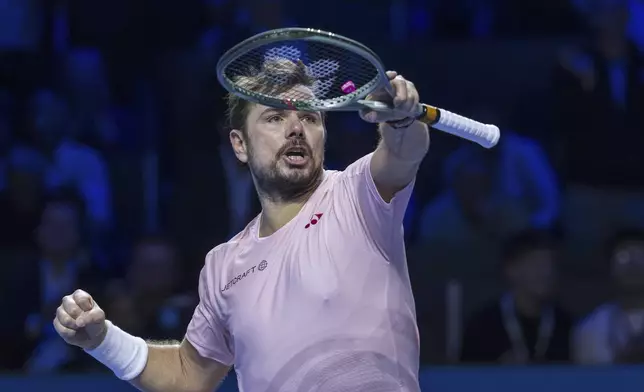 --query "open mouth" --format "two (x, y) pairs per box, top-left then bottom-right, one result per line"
(282, 147), (309, 166)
